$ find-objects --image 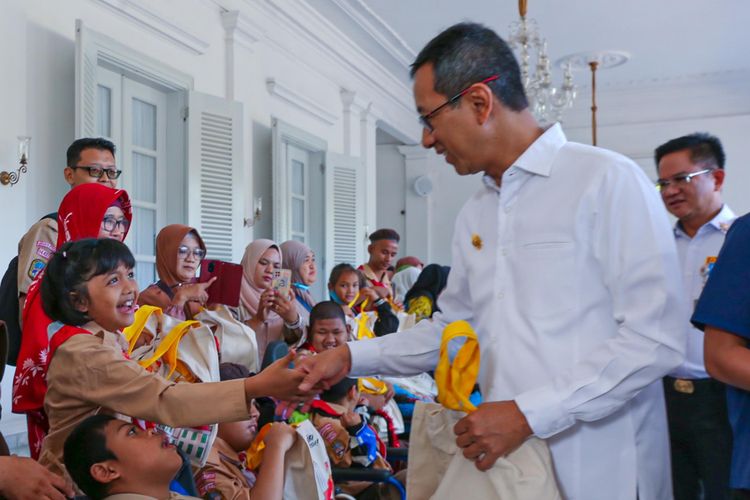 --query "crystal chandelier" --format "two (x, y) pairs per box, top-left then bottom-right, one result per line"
(507, 0), (576, 125)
